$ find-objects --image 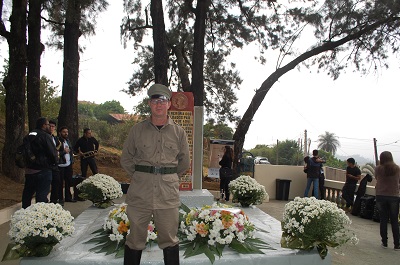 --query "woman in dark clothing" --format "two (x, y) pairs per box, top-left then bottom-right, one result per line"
(375, 151), (400, 250)
(219, 145), (233, 201)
